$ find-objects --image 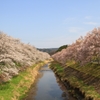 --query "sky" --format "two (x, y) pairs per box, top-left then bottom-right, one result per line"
(0, 0), (100, 48)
